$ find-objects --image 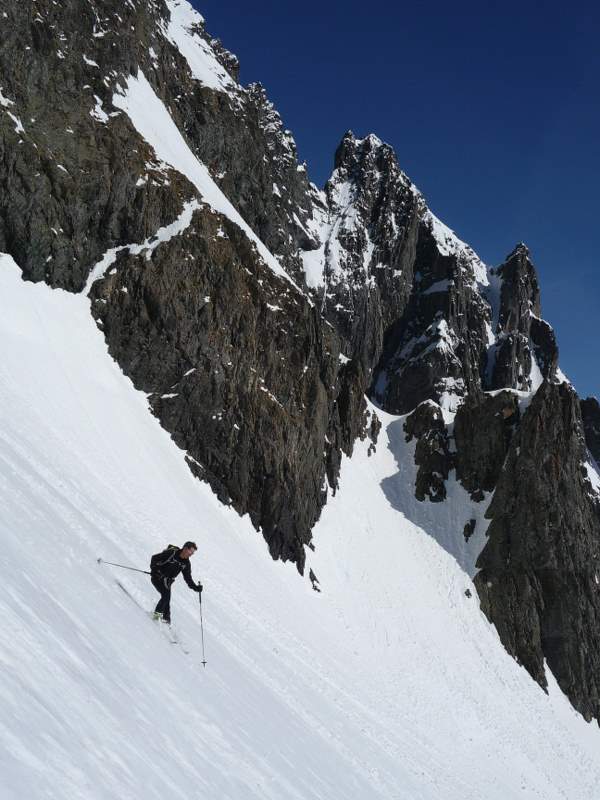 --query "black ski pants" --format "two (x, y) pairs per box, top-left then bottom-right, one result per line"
(151, 575), (172, 622)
